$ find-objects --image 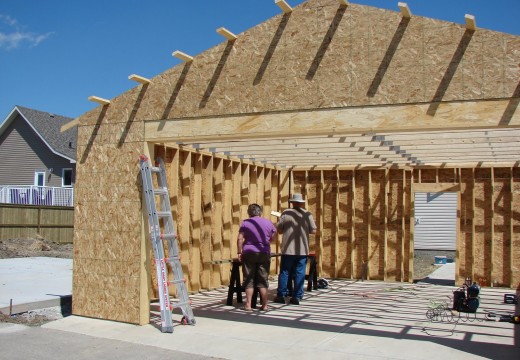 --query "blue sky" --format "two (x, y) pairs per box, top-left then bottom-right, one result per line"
(1, 0), (519, 120)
